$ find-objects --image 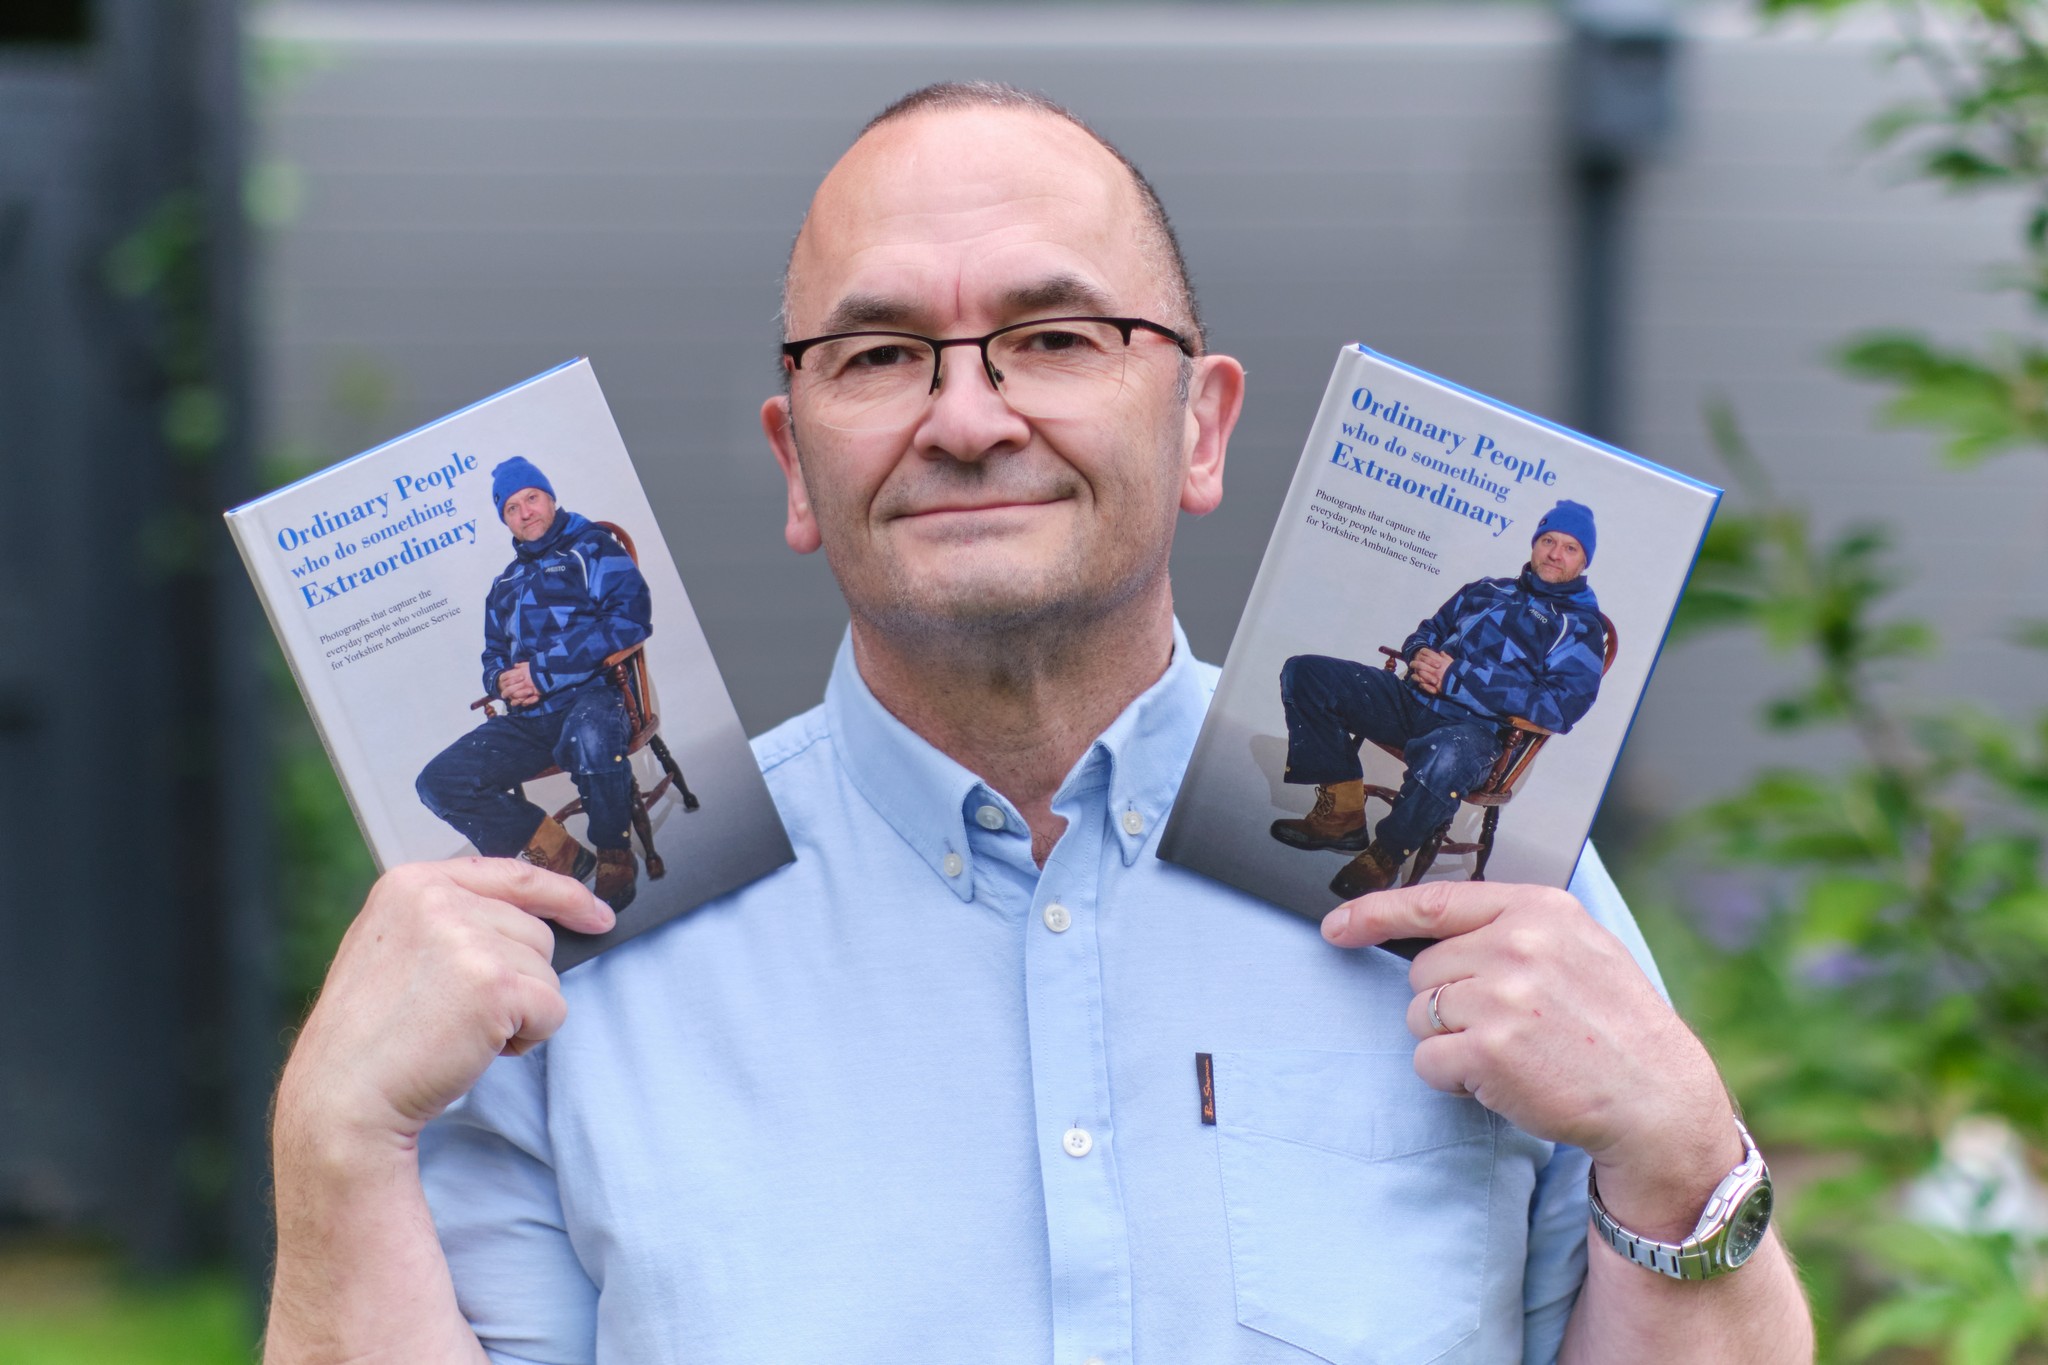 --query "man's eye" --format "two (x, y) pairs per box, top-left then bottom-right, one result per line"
(844, 343), (920, 369)
(1020, 329), (1092, 353)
